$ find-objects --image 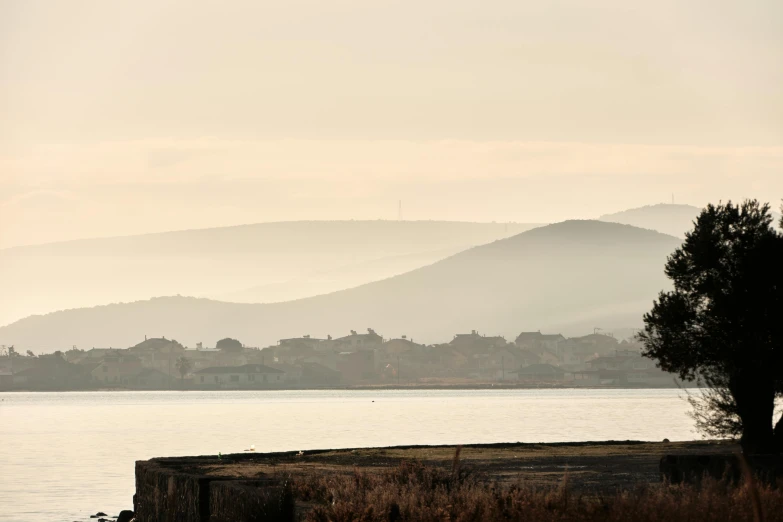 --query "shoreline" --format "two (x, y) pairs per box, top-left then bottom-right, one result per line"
(1, 383), (694, 393)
